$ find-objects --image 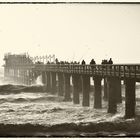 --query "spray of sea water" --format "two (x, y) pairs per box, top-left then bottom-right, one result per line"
(0, 67), (140, 137)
